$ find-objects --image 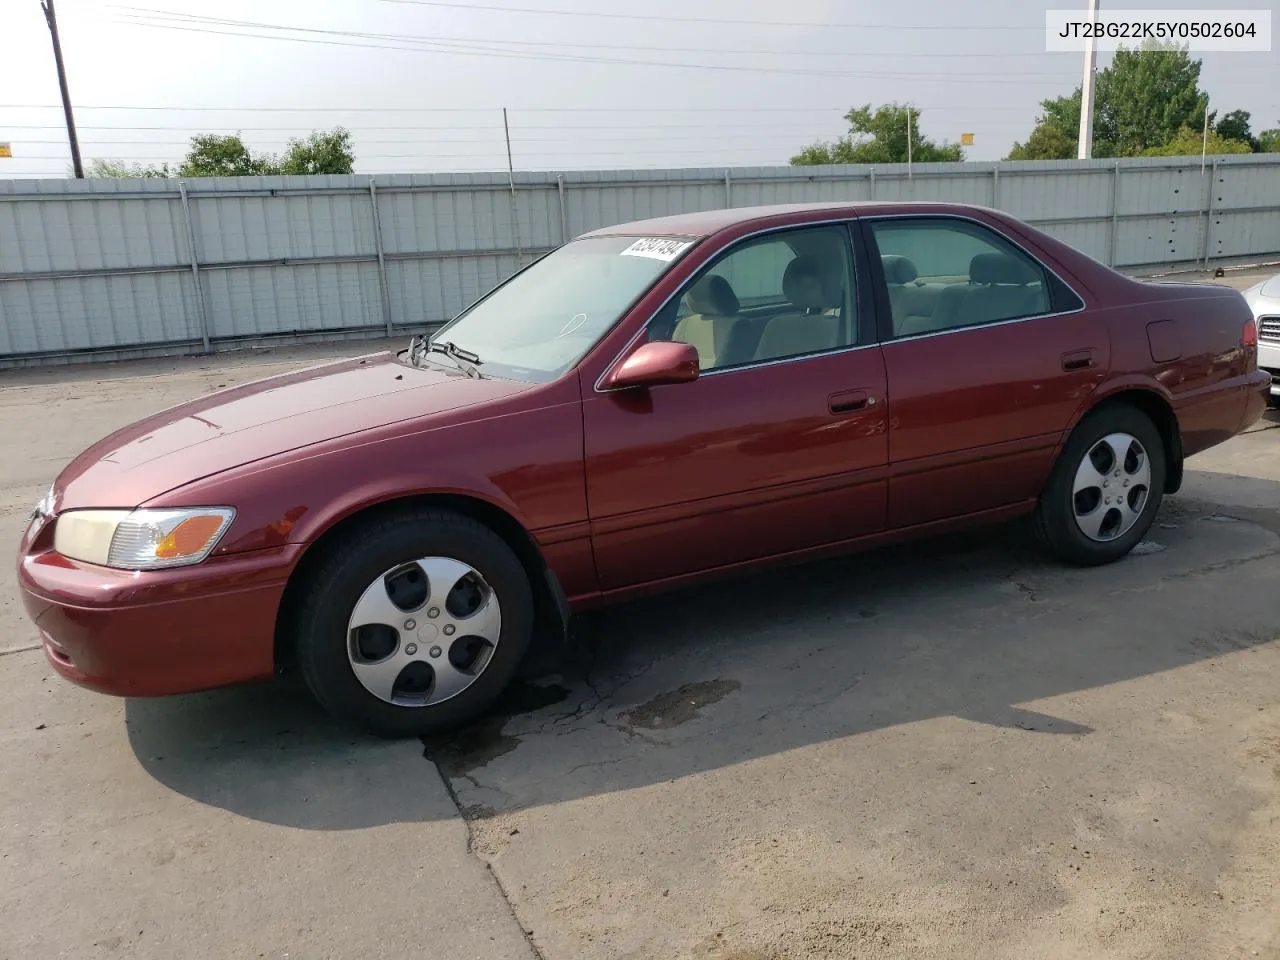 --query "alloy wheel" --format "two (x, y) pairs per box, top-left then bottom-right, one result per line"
(1071, 431), (1152, 542)
(346, 557), (501, 707)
